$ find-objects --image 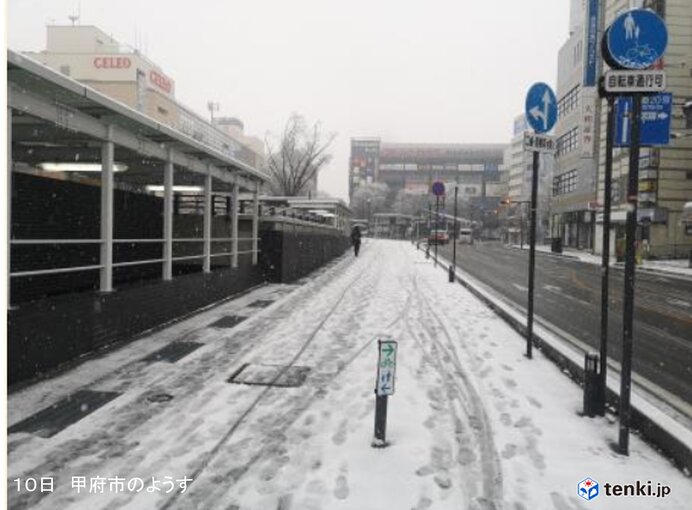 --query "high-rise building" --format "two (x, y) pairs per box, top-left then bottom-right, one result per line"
(550, 0), (600, 250)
